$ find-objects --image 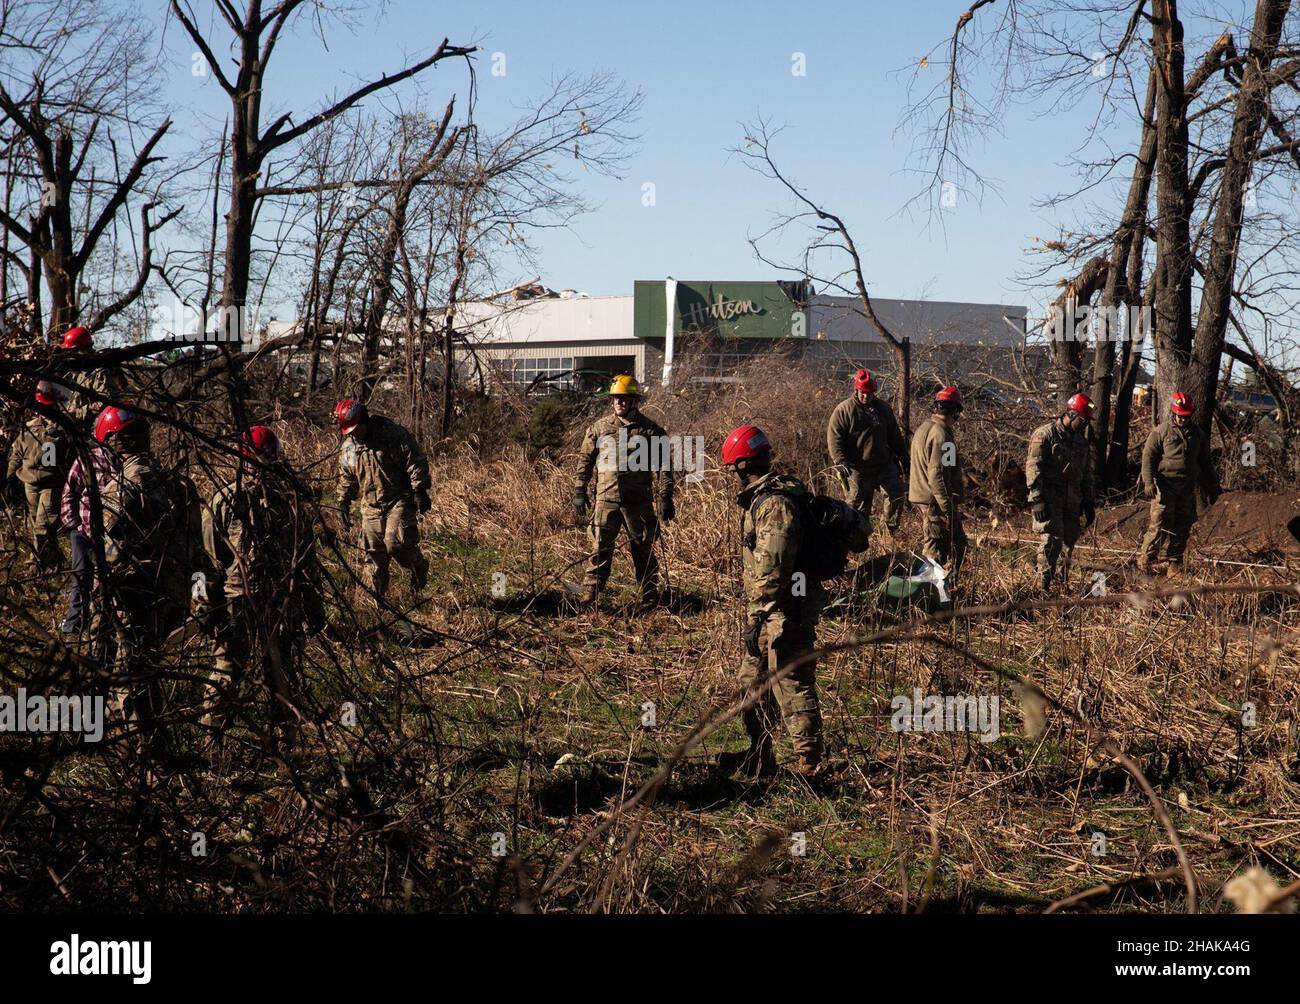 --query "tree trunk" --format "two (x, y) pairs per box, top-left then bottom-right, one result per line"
(1183, 0), (1291, 433)
(1151, 0), (1194, 406)
(1092, 68), (1158, 489)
